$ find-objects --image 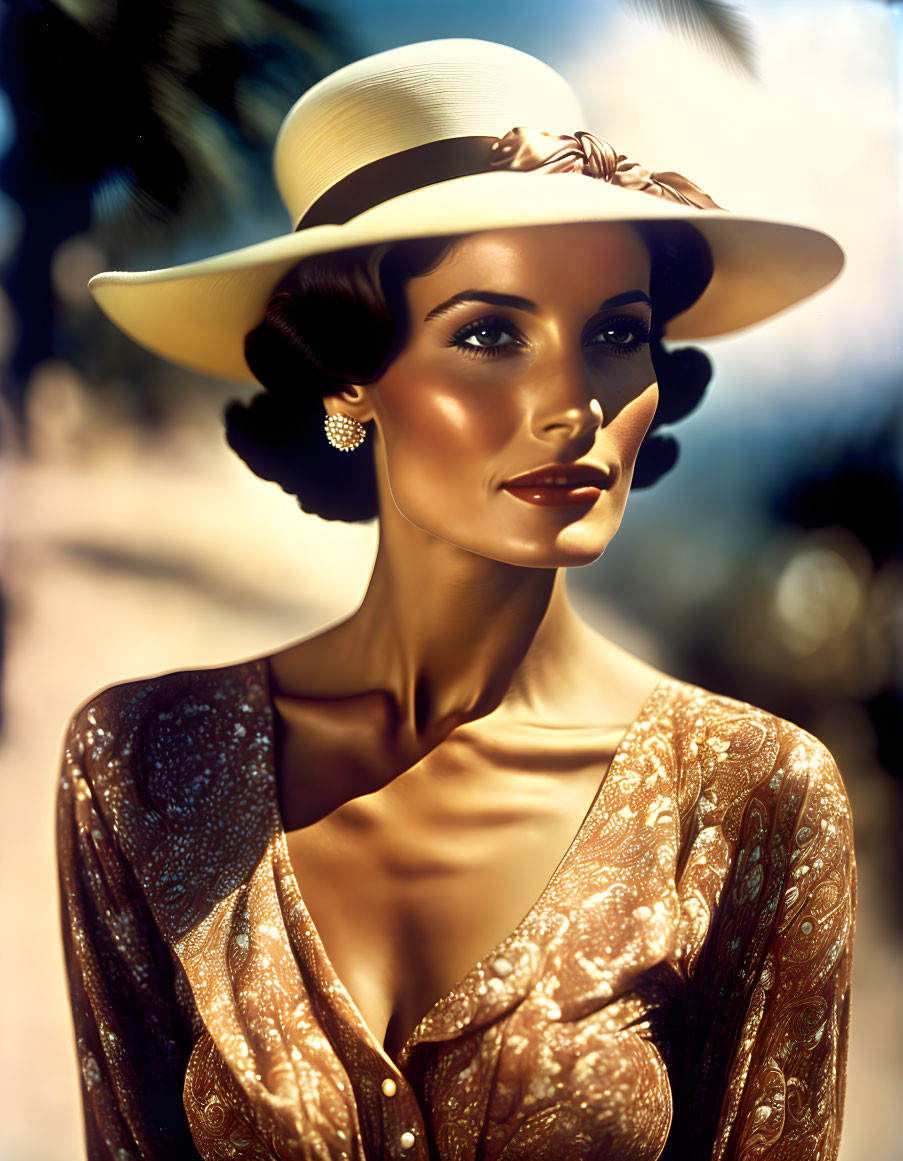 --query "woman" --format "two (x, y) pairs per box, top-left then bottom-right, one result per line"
(58, 39), (856, 1161)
